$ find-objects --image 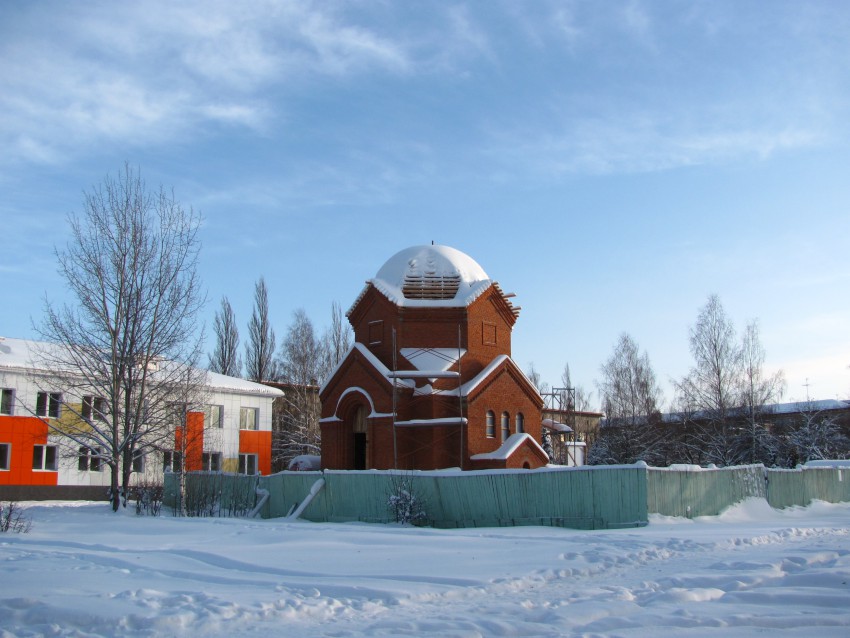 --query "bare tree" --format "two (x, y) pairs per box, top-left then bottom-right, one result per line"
(598, 333), (663, 426)
(785, 400), (850, 464)
(526, 362), (553, 457)
(591, 334), (664, 465)
(320, 301), (353, 382)
(245, 277), (277, 383)
(674, 295), (742, 466)
(274, 309), (323, 468)
(675, 295), (785, 466)
(35, 164), (206, 511)
(208, 296), (241, 377)
(162, 363), (210, 516)
(738, 320), (785, 464)
(561, 363), (593, 412)
(526, 362), (549, 395)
